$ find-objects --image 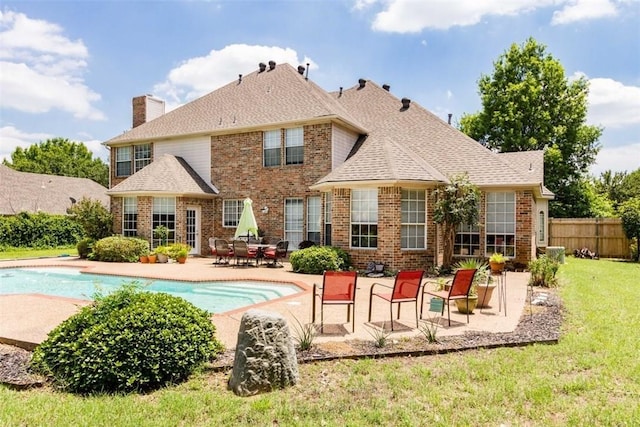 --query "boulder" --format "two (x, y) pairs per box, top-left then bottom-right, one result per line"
(228, 310), (298, 396)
